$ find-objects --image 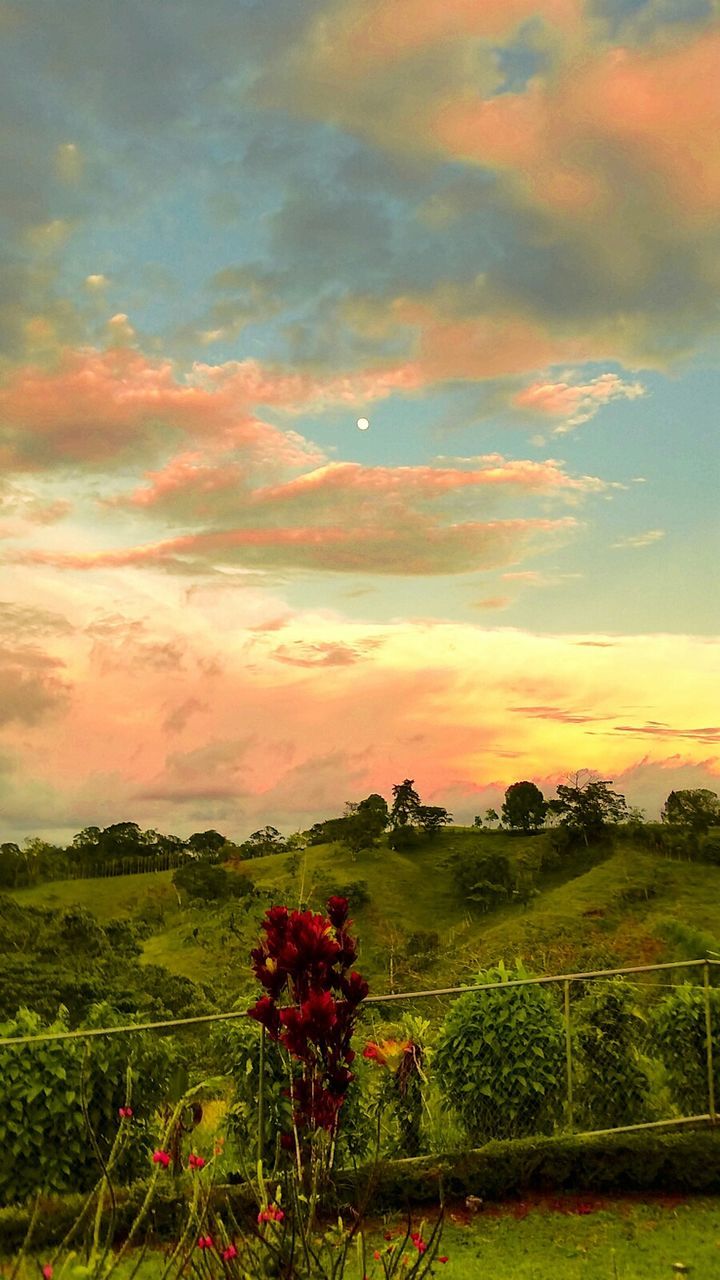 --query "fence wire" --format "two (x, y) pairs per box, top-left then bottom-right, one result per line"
(1, 958), (718, 1206)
